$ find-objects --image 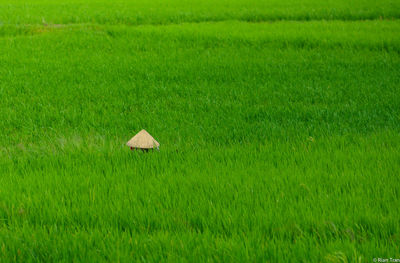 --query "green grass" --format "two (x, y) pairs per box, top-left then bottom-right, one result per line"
(1, 0), (400, 25)
(0, 1), (400, 262)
